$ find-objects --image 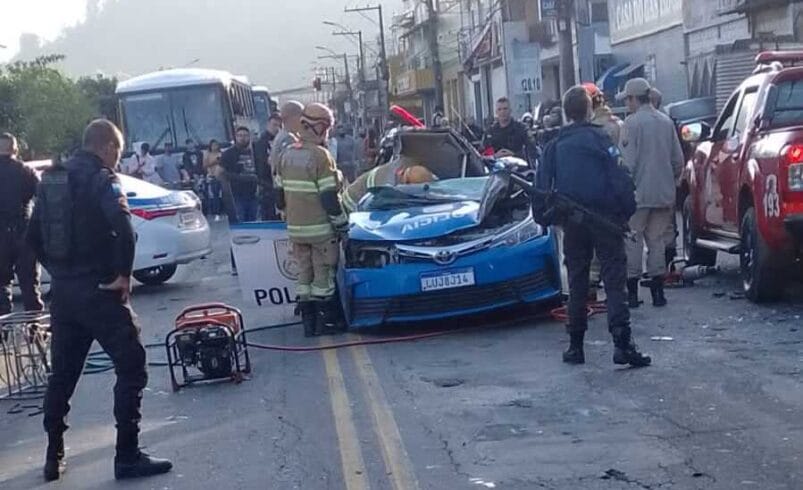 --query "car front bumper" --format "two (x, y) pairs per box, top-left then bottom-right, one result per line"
(338, 234), (561, 328)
